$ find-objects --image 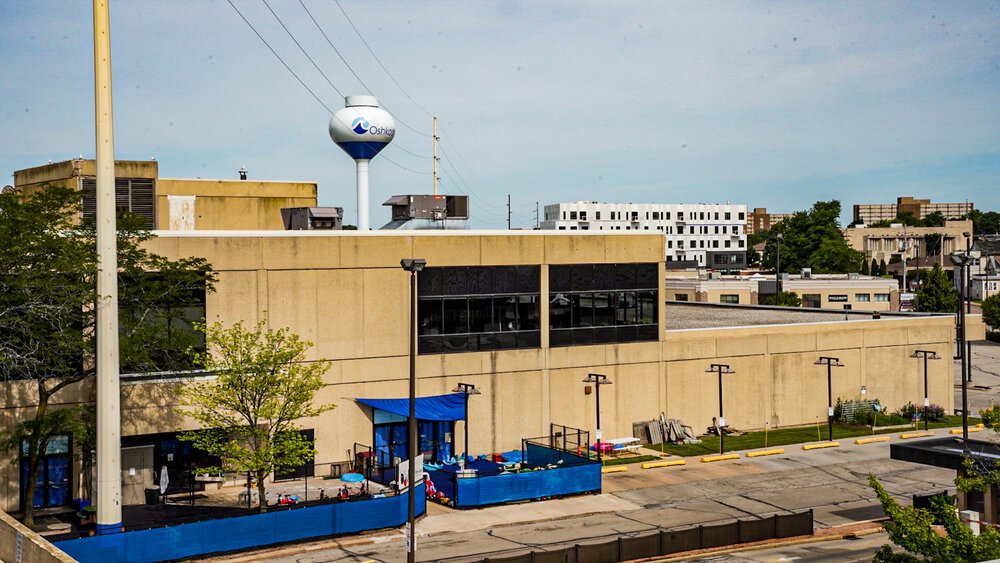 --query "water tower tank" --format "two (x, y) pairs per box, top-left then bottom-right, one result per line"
(329, 95), (395, 231)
